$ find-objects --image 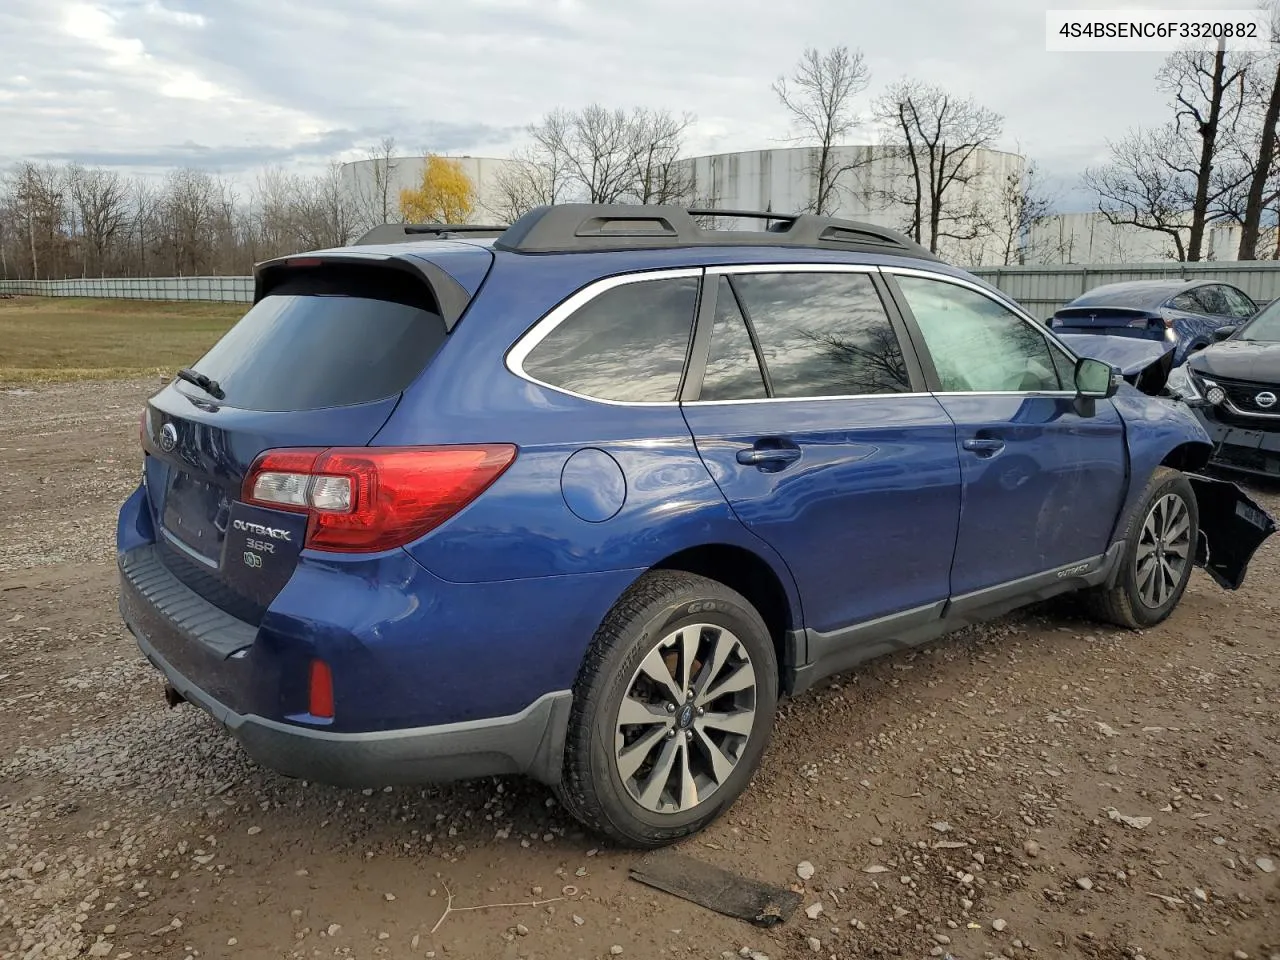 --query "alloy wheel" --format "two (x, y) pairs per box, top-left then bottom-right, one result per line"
(1135, 493), (1192, 609)
(613, 623), (757, 814)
